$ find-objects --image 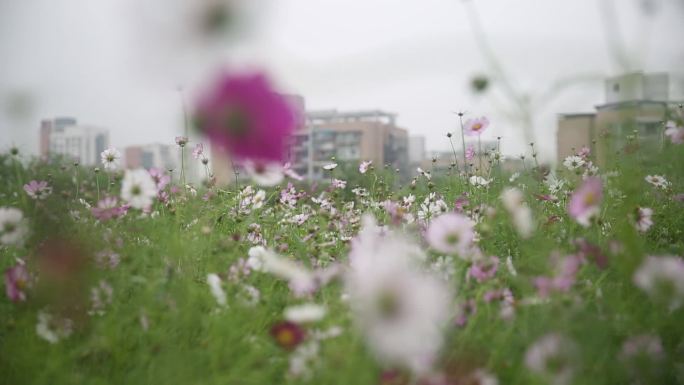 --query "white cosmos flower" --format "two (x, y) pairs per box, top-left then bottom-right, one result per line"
(100, 148), (122, 171)
(243, 161), (284, 186)
(247, 246), (316, 296)
(284, 303), (327, 323)
(346, 215), (452, 375)
(323, 163), (338, 171)
(207, 273), (227, 306)
(501, 187), (534, 239)
(644, 175), (669, 189)
(121, 169), (157, 209)
(563, 155), (585, 170)
(36, 311), (73, 344)
(545, 173), (566, 194)
(0, 207), (29, 246)
(525, 333), (578, 385)
(469, 175), (491, 188)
